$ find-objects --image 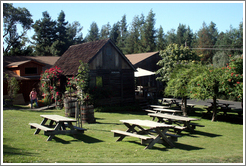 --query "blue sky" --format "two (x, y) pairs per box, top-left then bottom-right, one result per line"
(9, 1), (245, 39)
